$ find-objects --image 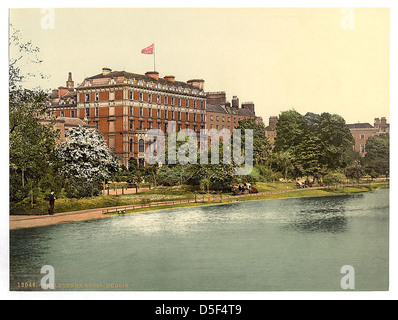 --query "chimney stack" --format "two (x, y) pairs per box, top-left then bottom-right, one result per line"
(164, 75), (176, 83)
(187, 79), (205, 90)
(381, 117), (387, 125)
(145, 71), (159, 81)
(102, 67), (112, 76)
(241, 102), (255, 114)
(232, 96), (239, 109)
